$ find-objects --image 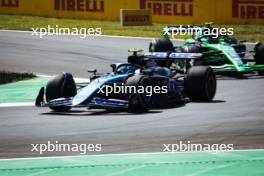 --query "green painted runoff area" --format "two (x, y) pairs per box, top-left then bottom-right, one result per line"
(0, 77), (48, 104)
(0, 150), (263, 176)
